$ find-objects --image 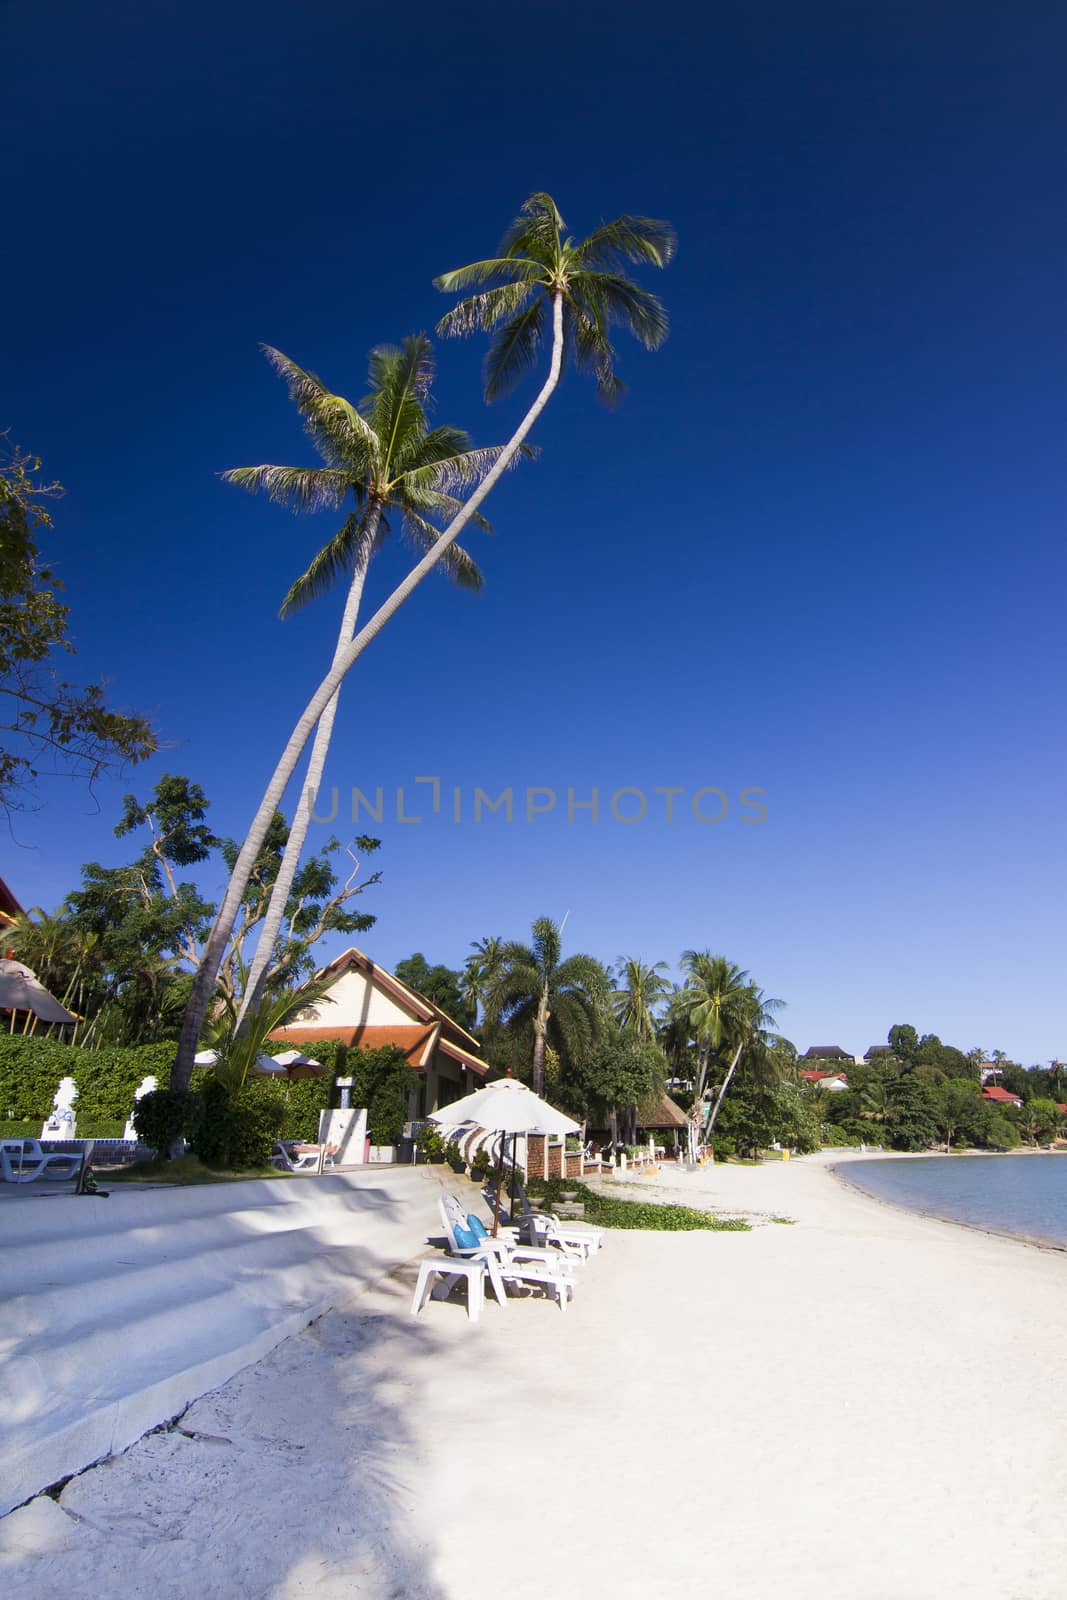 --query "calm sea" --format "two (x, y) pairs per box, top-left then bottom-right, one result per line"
(838, 1154), (1067, 1247)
